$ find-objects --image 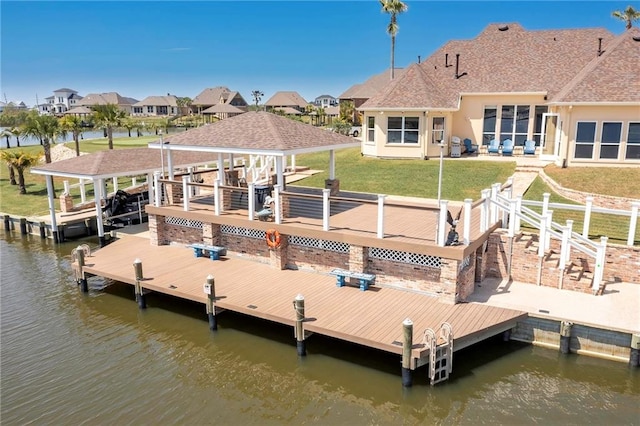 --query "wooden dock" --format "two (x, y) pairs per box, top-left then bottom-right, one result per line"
(79, 237), (526, 364)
